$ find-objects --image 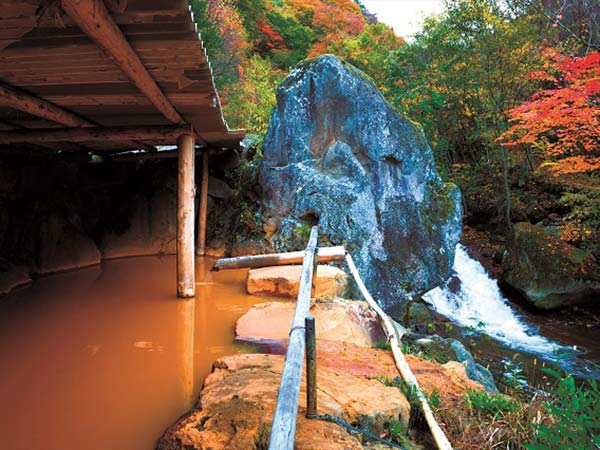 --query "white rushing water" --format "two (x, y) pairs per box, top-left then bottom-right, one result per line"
(422, 244), (561, 356)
